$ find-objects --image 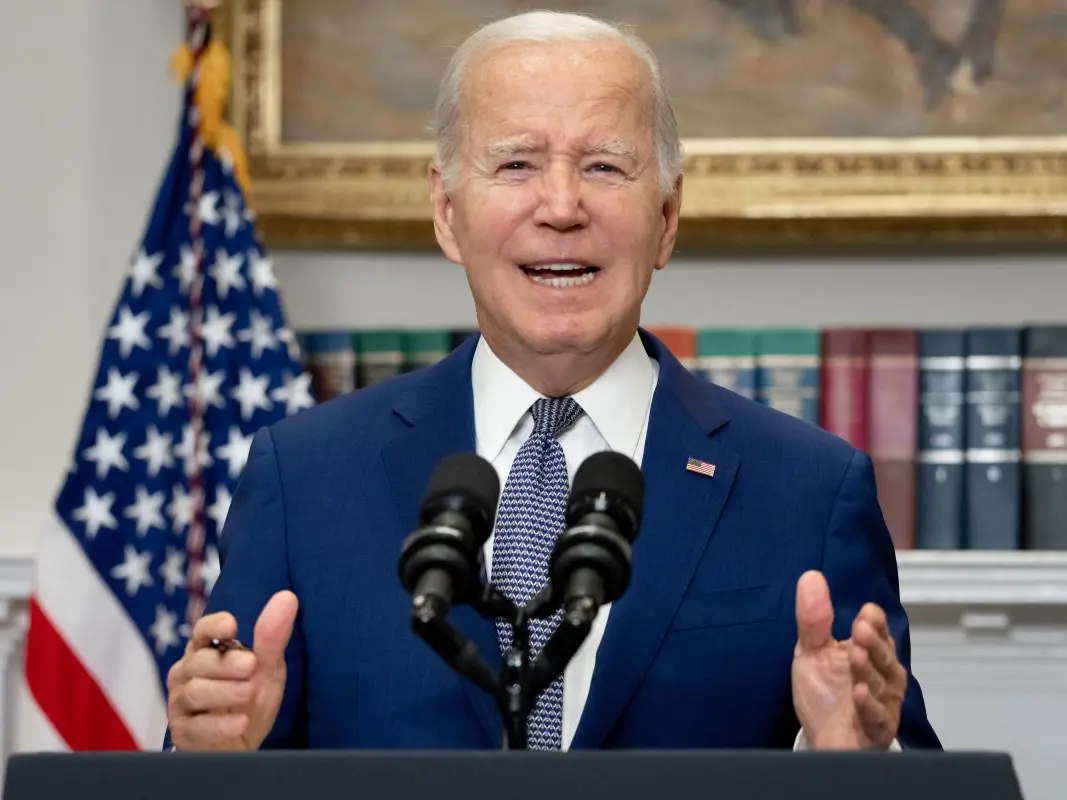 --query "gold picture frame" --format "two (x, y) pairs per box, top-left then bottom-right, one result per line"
(217, 0), (1067, 251)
